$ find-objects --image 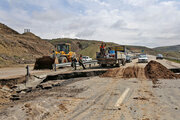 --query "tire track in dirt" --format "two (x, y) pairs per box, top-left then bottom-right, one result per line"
(66, 79), (119, 120)
(129, 79), (160, 120)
